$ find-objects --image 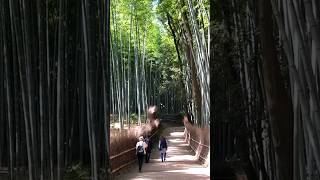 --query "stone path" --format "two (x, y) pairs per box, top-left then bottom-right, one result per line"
(112, 126), (210, 180)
